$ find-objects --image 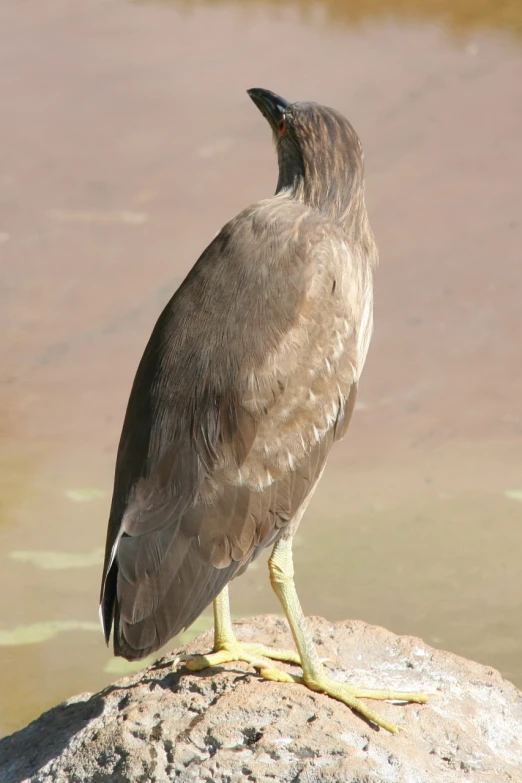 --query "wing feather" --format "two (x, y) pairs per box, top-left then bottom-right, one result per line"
(100, 197), (370, 659)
